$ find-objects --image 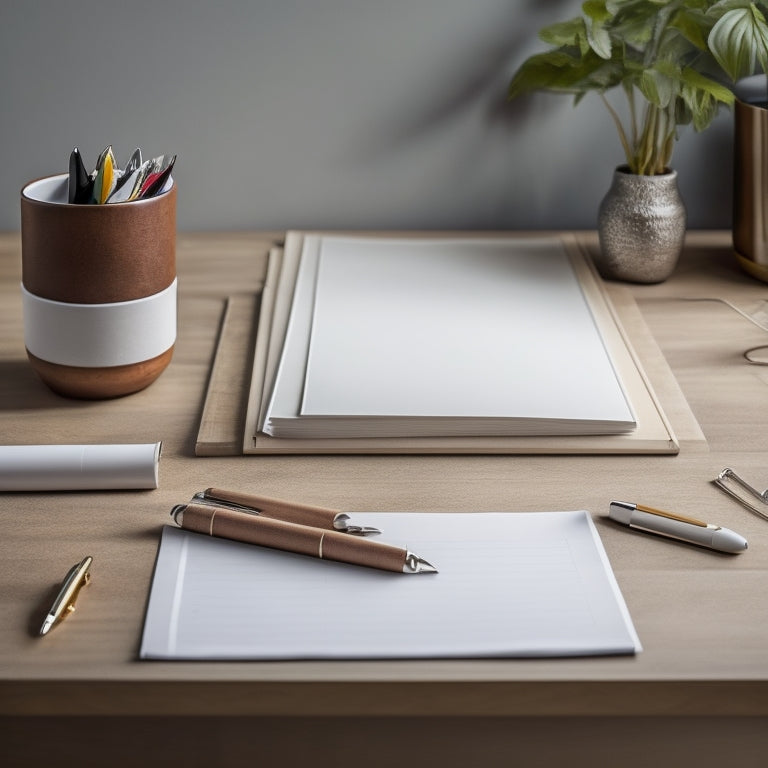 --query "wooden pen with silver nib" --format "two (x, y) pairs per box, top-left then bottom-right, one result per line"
(170, 503), (438, 574)
(190, 487), (381, 536)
